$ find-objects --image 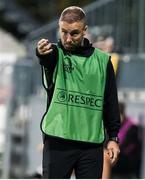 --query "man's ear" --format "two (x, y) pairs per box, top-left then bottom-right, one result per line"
(83, 25), (88, 36)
